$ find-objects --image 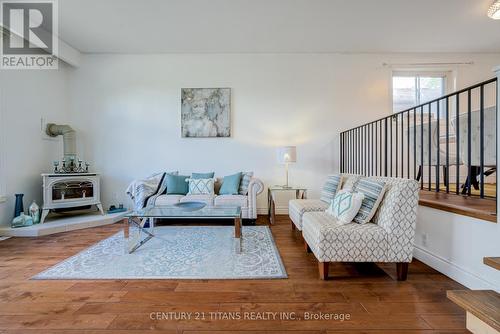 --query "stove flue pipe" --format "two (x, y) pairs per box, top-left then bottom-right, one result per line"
(46, 123), (77, 160)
